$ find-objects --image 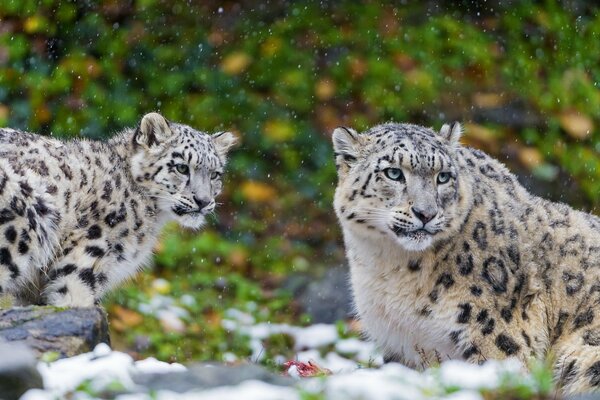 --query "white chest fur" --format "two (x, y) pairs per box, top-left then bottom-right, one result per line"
(345, 232), (460, 368)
